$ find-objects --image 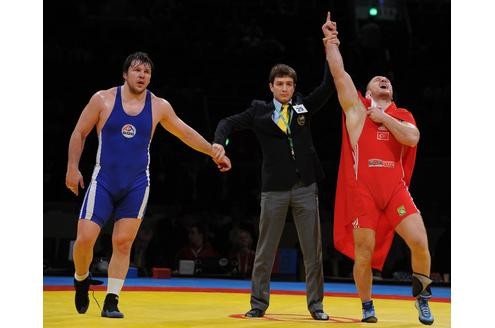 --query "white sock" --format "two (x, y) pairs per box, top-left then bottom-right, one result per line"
(74, 272), (89, 281)
(107, 278), (125, 296)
